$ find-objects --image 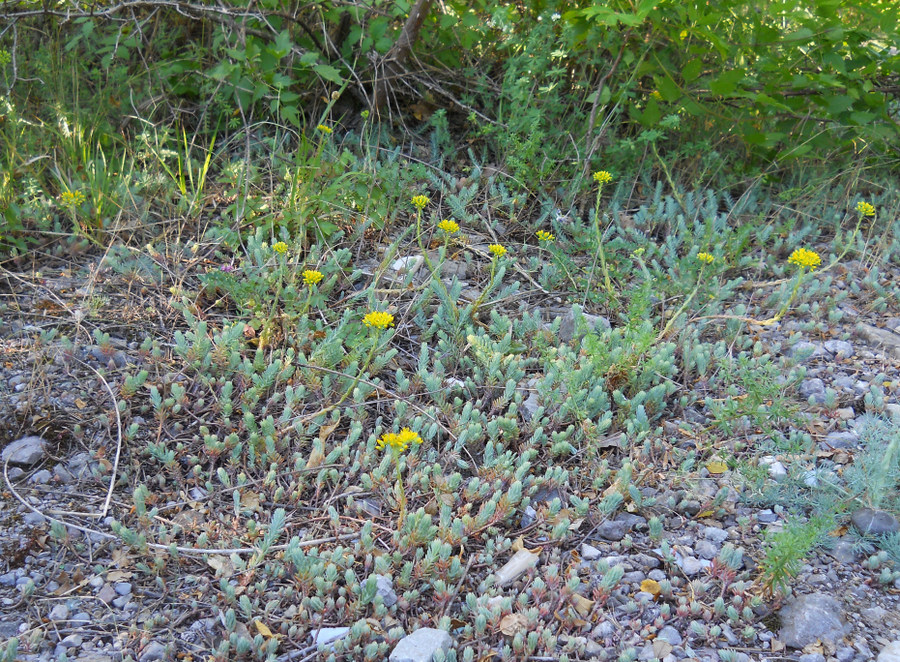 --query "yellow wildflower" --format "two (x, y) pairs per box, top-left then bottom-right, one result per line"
(438, 219), (460, 234)
(303, 269), (324, 286)
(696, 252), (715, 264)
(488, 244), (507, 258)
(650, 90), (663, 101)
(273, 241), (289, 255)
(593, 170), (613, 185)
(316, 124), (332, 134)
(856, 201), (875, 217)
(536, 230), (555, 242)
(411, 194), (429, 210)
(363, 311), (394, 330)
(376, 427), (422, 453)
(787, 248), (822, 270)
(59, 190), (86, 207)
